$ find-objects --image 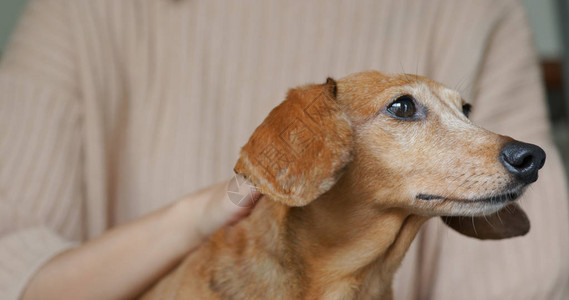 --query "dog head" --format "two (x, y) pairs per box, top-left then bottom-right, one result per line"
(234, 71), (545, 240)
